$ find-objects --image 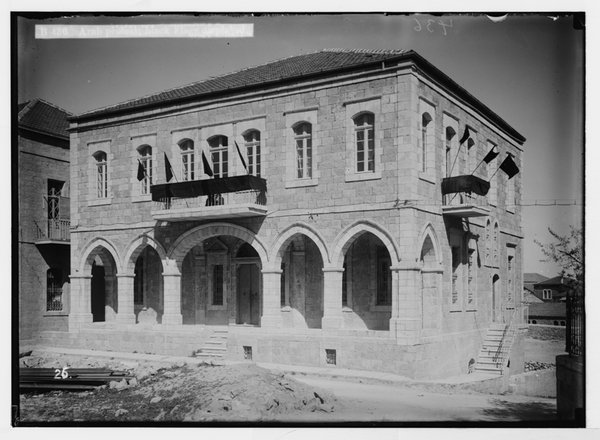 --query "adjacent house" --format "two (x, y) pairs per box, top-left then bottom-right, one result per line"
(32, 49), (526, 379)
(18, 99), (72, 342)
